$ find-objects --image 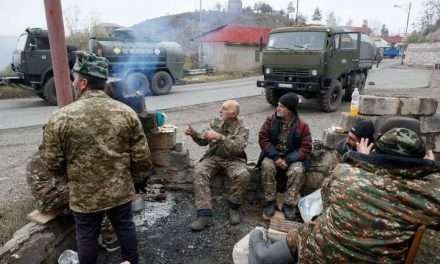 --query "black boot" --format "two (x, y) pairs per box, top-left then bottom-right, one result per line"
(282, 204), (298, 221)
(263, 201), (277, 219)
